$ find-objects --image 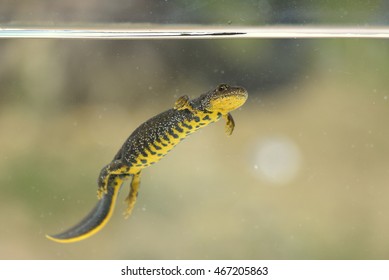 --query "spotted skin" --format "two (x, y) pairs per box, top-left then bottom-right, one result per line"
(47, 84), (248, 243)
